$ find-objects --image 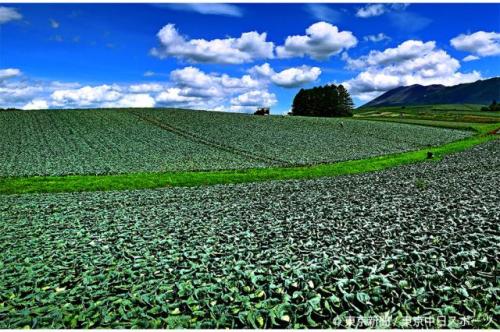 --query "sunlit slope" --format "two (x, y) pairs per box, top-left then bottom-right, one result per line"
(0, 108), (471, 177)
